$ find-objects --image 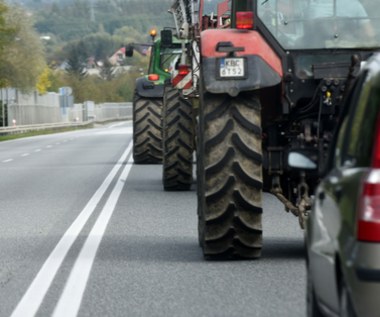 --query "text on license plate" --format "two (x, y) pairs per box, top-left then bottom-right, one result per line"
(219, 58), (245, 78)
